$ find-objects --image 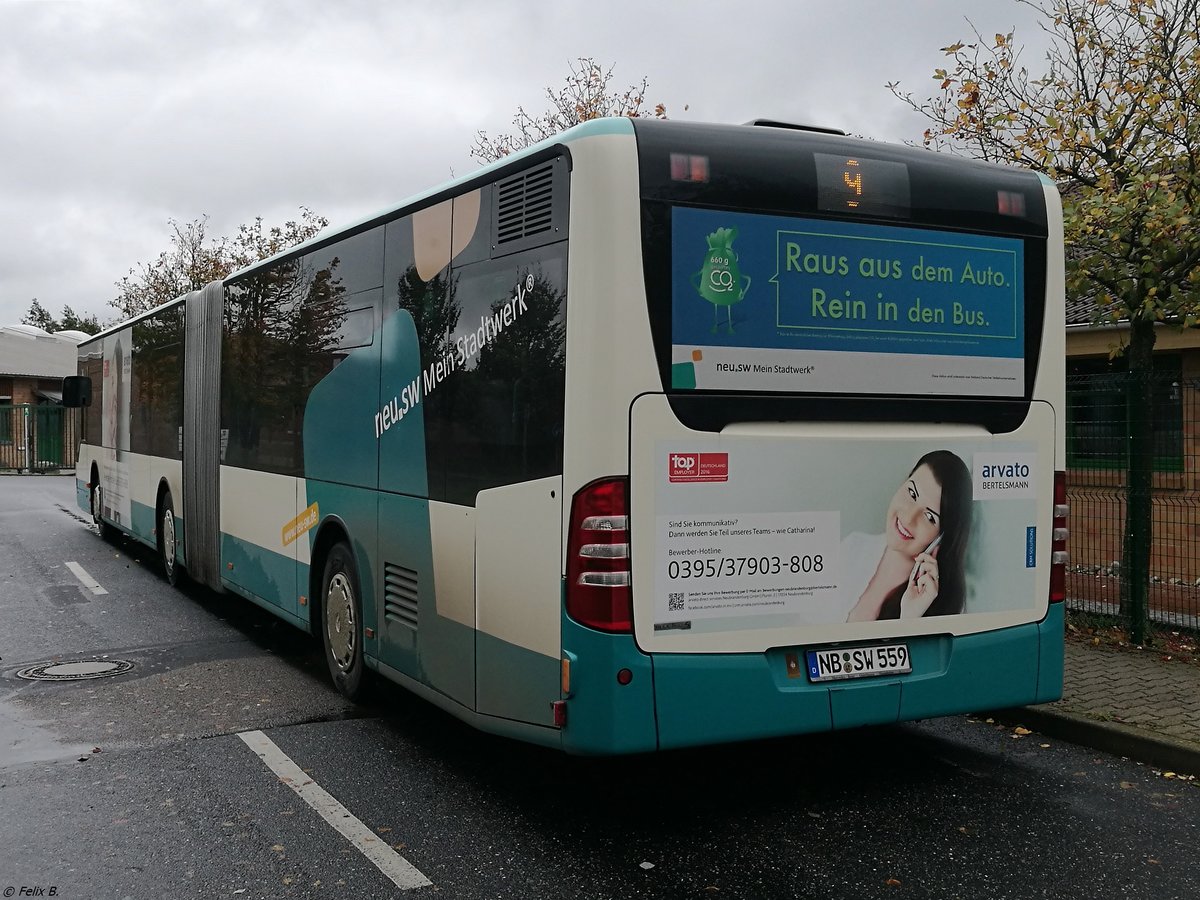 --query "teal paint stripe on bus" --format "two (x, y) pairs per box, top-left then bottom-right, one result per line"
(476, 631), (560, 727)
(1036, 603), (1065, 703)
(560, 610), (658, 755)
(220, 532), (305, 621)
(654, 651), (832, 749)
(652, 619), (1051, 750)
(131, 500), (156, 546)
(898, 622), (1043, 719)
